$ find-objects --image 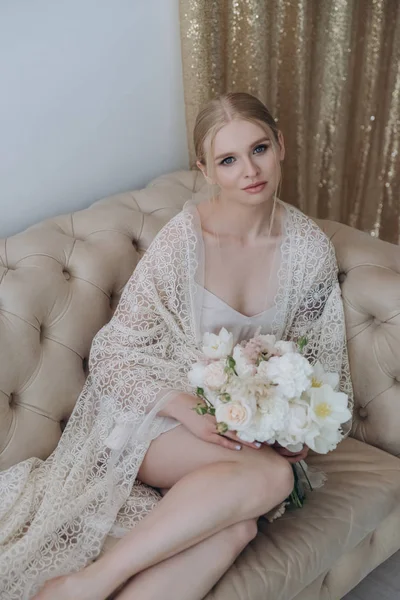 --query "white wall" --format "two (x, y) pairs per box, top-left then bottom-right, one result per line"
(0, 0), (189, 237)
